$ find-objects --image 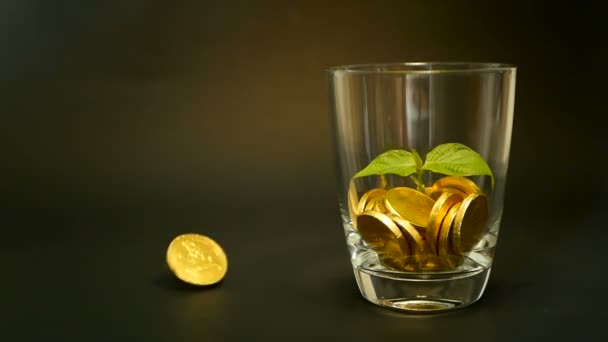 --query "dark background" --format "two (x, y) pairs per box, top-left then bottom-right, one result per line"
(1, 1), (606, 340)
